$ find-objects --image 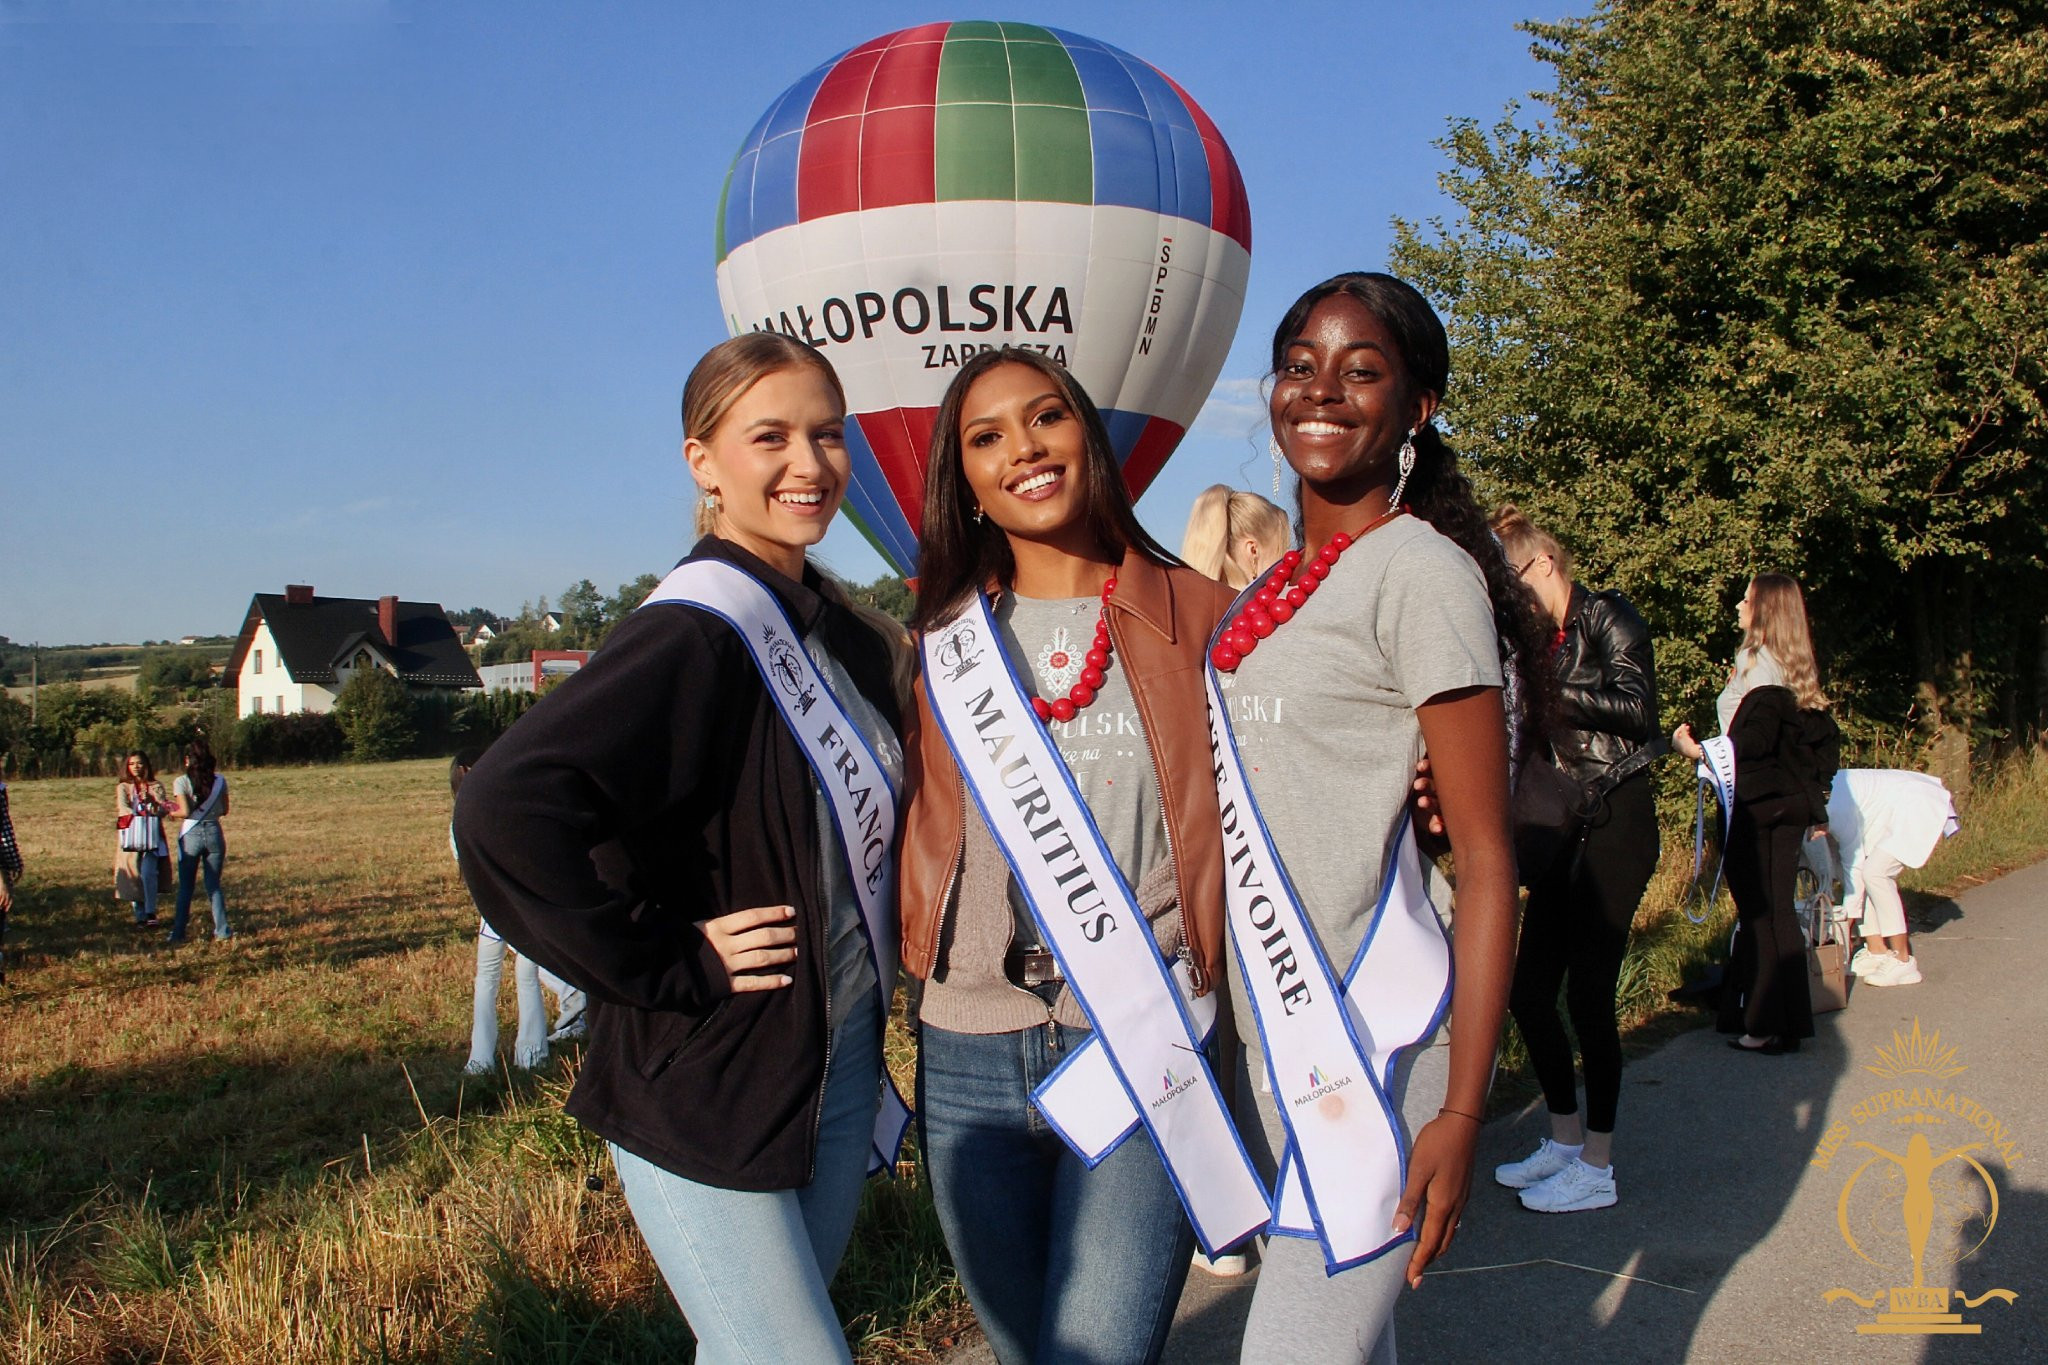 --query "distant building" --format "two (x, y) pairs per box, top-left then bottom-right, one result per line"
(540, 612), (563, 633)
(178, 635), (199, 646)
(476, 649), (589, 694)
(465, 621), (499, 652)
(227, 584), (482, 717)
